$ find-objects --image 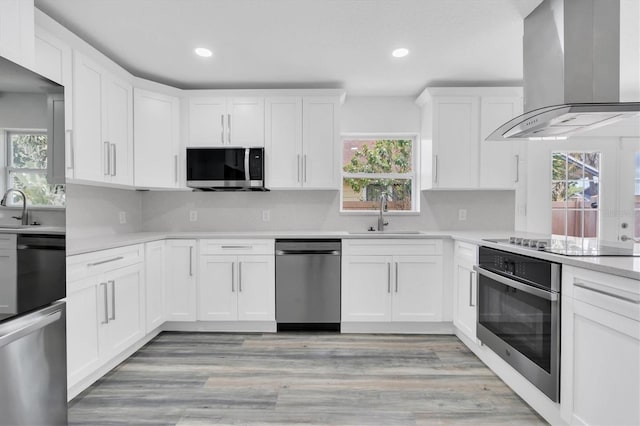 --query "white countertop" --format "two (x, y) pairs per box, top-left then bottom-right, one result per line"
(66, 230), (640, 280)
